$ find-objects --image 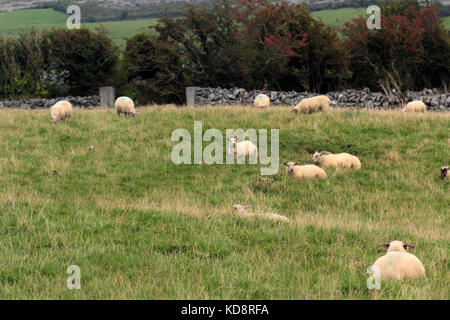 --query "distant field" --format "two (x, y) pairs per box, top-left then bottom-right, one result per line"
(312, 7), (450, 28)
(0, 8), (449, 47)
(311, 8), (367, 26)
(0, 9), (158, 48)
